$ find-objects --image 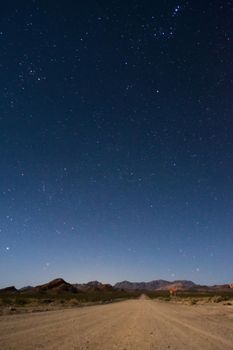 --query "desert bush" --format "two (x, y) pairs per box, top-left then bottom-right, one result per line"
(41, 299), (53, 304)
(0, 296), (13, 305)
(69, 298), (80, 306)
(145, 291), (170, 299)
(14, 298), (28, 306)
(8, 306), (17, 312)
(211, 295), (228, 303)
(163, 297), (171, 301)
